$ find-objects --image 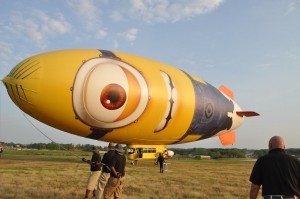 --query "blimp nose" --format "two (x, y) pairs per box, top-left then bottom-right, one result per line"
(2, 57), (41, 115)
